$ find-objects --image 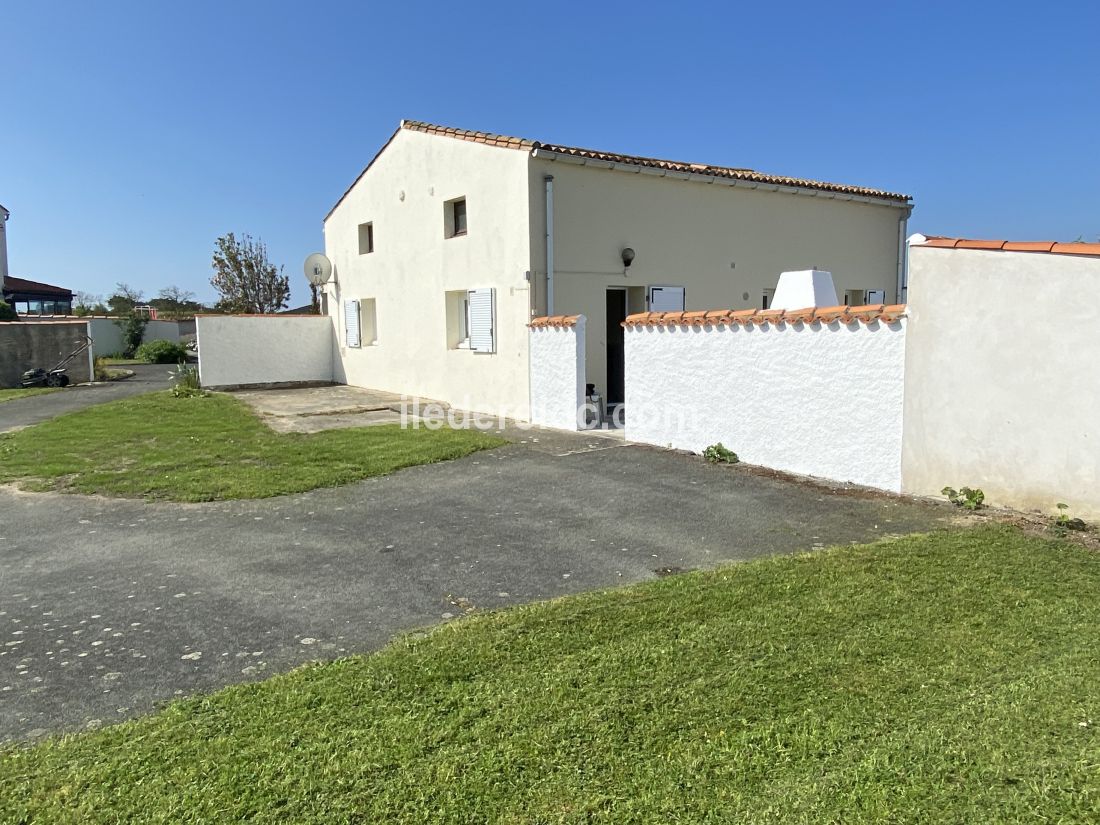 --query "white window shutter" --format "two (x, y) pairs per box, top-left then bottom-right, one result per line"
(344, 299), (361, 348)
(467, 288), (495, 353)
(648, 286), (686, 312)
